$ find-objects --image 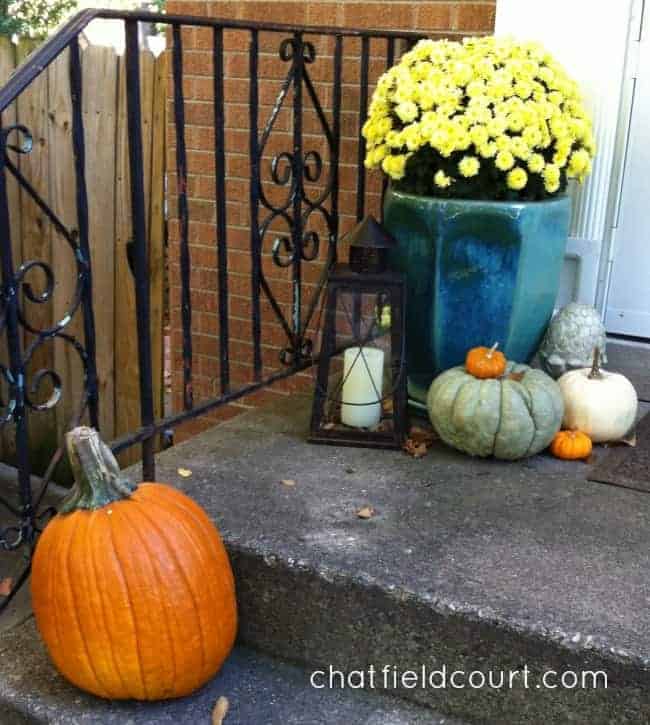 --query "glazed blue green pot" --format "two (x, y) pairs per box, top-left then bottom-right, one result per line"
(383, 188), (571, 405)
